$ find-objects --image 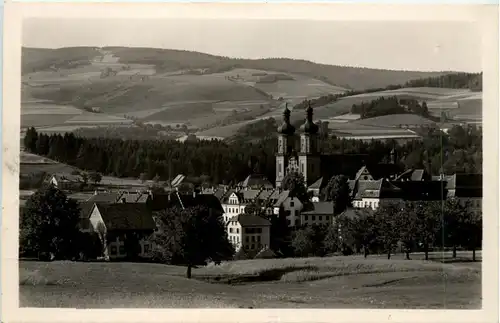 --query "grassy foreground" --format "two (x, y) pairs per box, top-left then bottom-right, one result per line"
(20, 253), (481, 309)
